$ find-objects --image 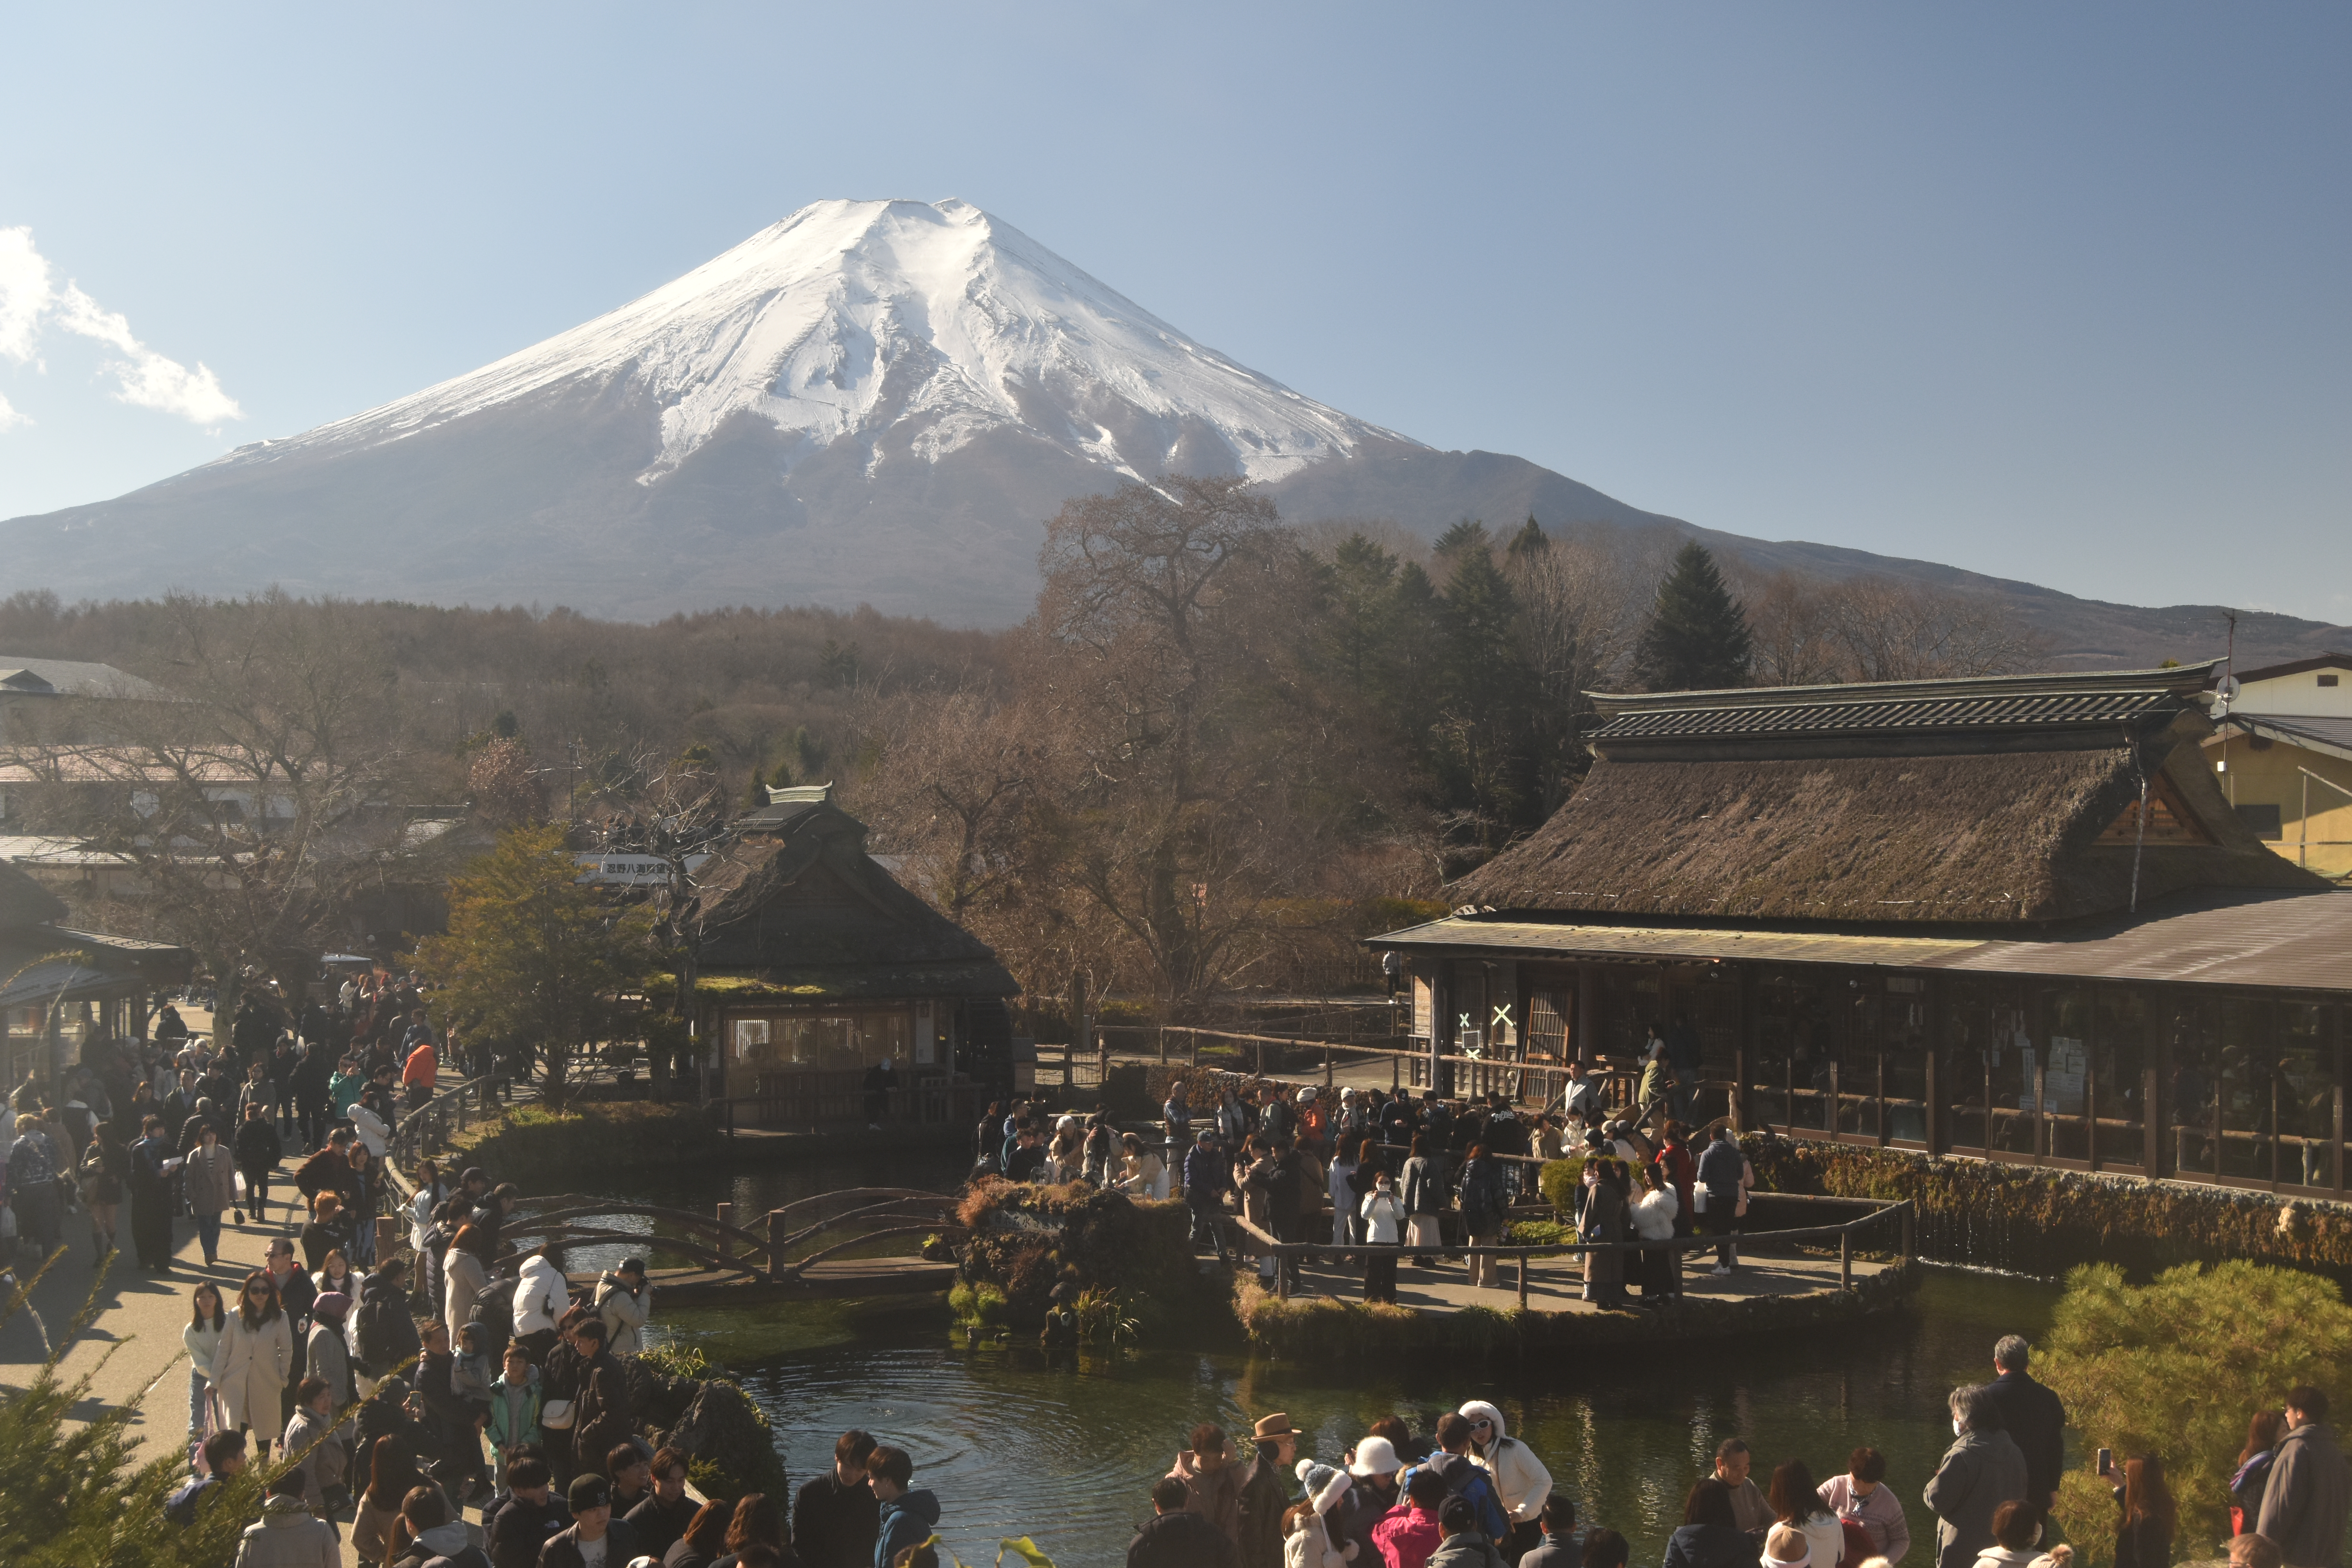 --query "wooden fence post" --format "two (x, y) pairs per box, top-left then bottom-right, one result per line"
(375, 1215), (399, 1262)
(1518, 1250), (1530, 1311)
(716, 1203), (733, 1260)
(1840, 1227), (1852, 1292)
(1900, 1202), (1914, 1263)
(766, 1211), (786, 1282)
